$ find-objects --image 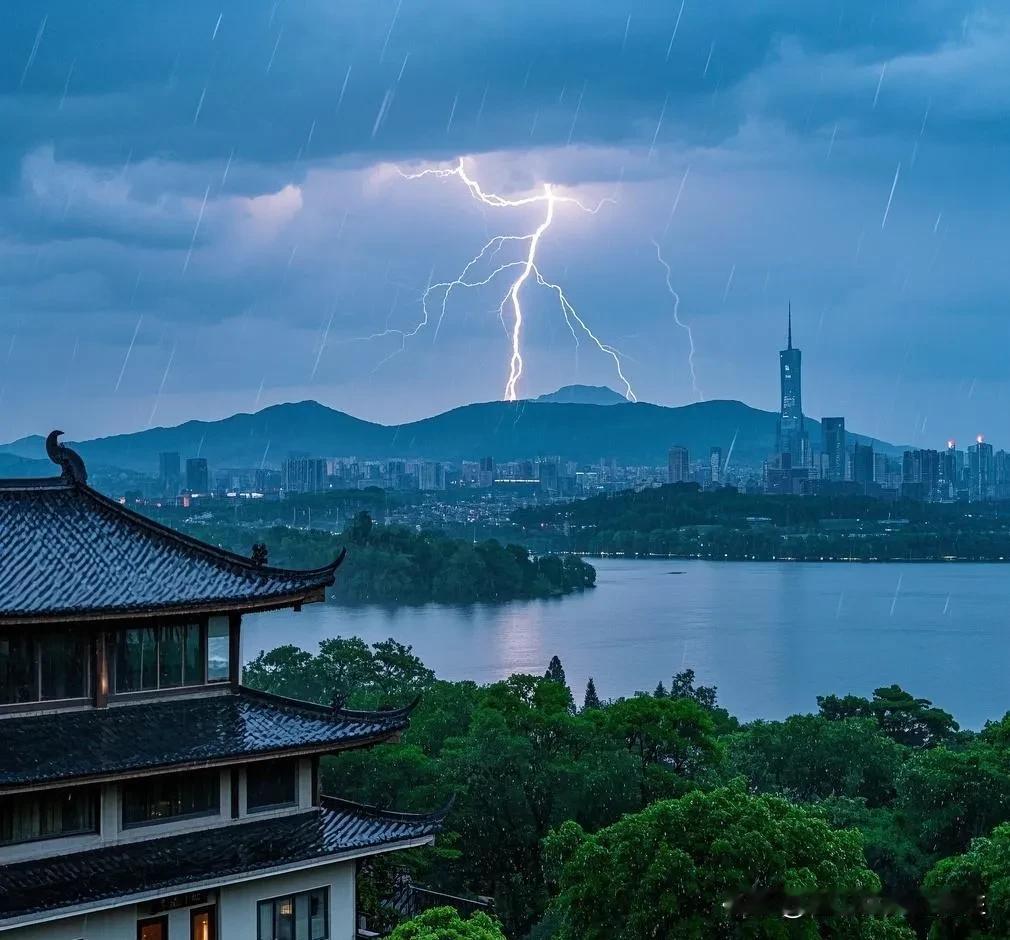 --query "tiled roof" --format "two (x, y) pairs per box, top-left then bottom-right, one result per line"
(0, 474), (342, 621)
(0, 797), (447, 926)
(0, 688), (415, 789)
